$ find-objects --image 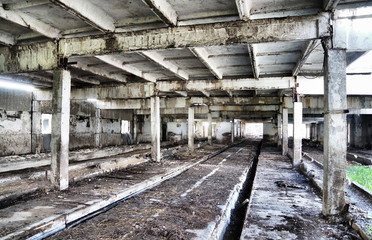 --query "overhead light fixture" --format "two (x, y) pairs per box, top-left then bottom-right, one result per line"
(0, 79), (35, 92)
